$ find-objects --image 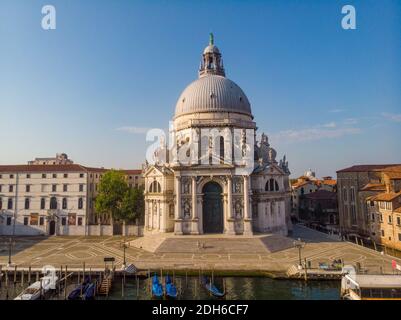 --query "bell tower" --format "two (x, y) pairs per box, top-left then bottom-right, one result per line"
(199, 33), (225, 78)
